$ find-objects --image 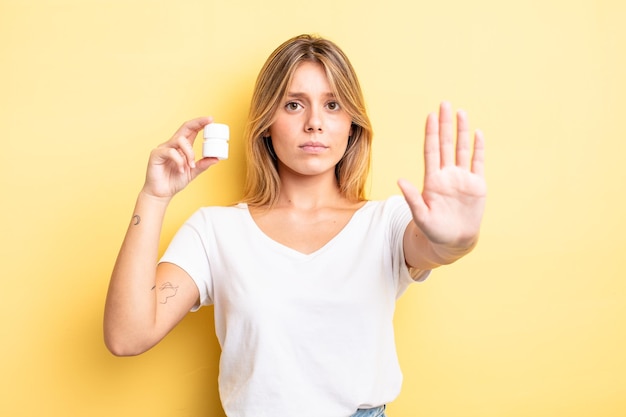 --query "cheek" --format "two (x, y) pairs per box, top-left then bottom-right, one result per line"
(336, 119), (353, 140)
(269, 118), (296, 141)
(336, 113), (353, 133)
